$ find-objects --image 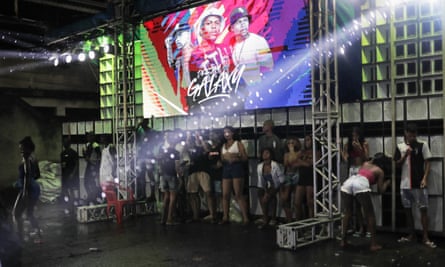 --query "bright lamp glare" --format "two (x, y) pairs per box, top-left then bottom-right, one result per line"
(78, 52), (86, 62)
(103, 44), (110, 53)
(88, 50), (96, 60)
(54, 57), (59, 66)
(65, 54), (72, 64)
